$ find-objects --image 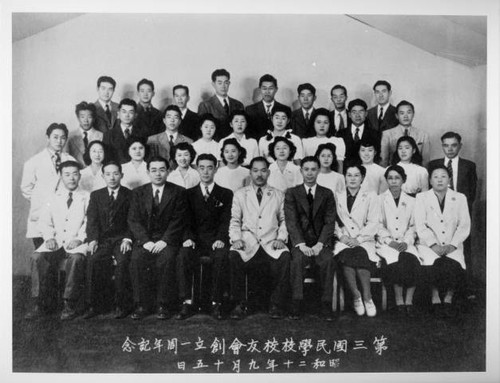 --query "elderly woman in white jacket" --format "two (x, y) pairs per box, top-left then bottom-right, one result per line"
(376, 165), (422, 316)
(334, 163), (380, 317)
(415, 165), (471, 318)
